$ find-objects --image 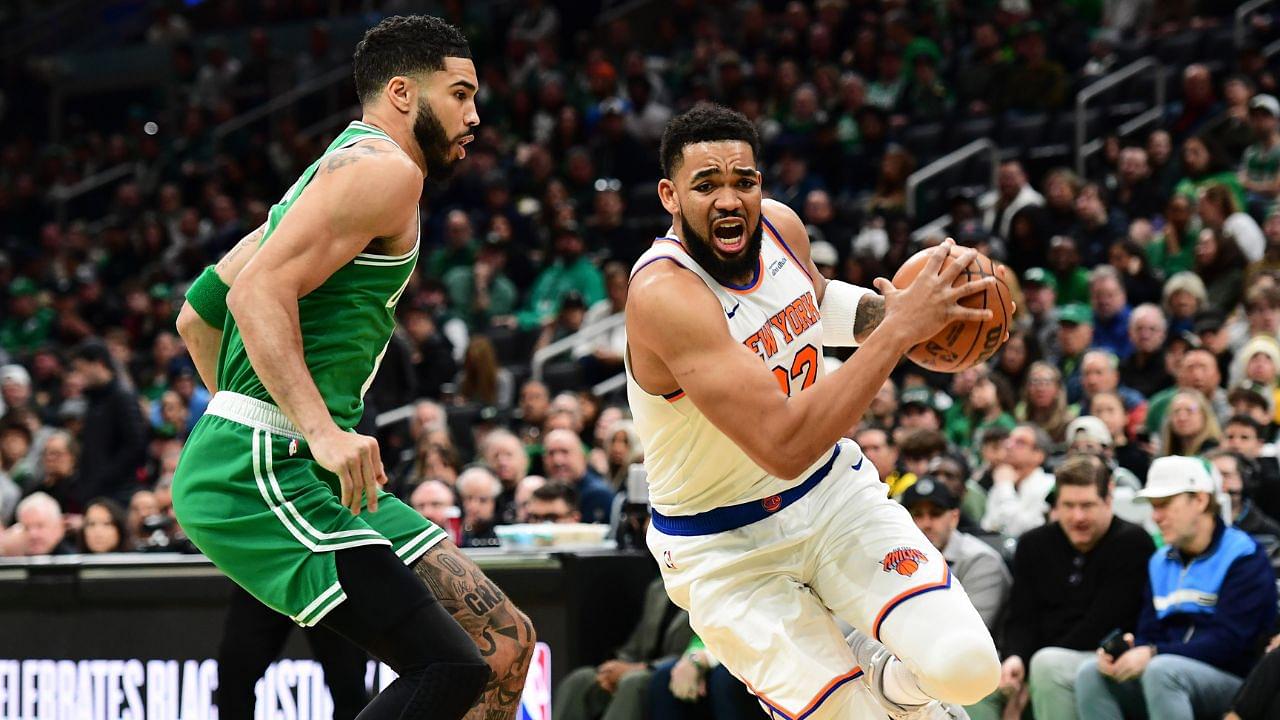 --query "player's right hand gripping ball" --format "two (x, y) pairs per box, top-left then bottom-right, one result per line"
(892, 245), (1015, 372)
